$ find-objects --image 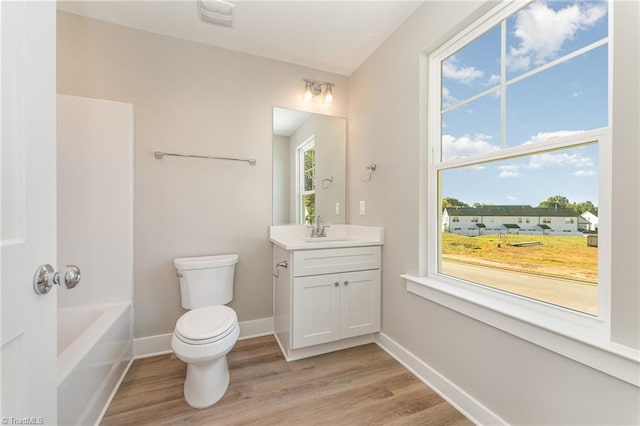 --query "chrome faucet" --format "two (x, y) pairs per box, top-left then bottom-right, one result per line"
(310, 215), (329, 238)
